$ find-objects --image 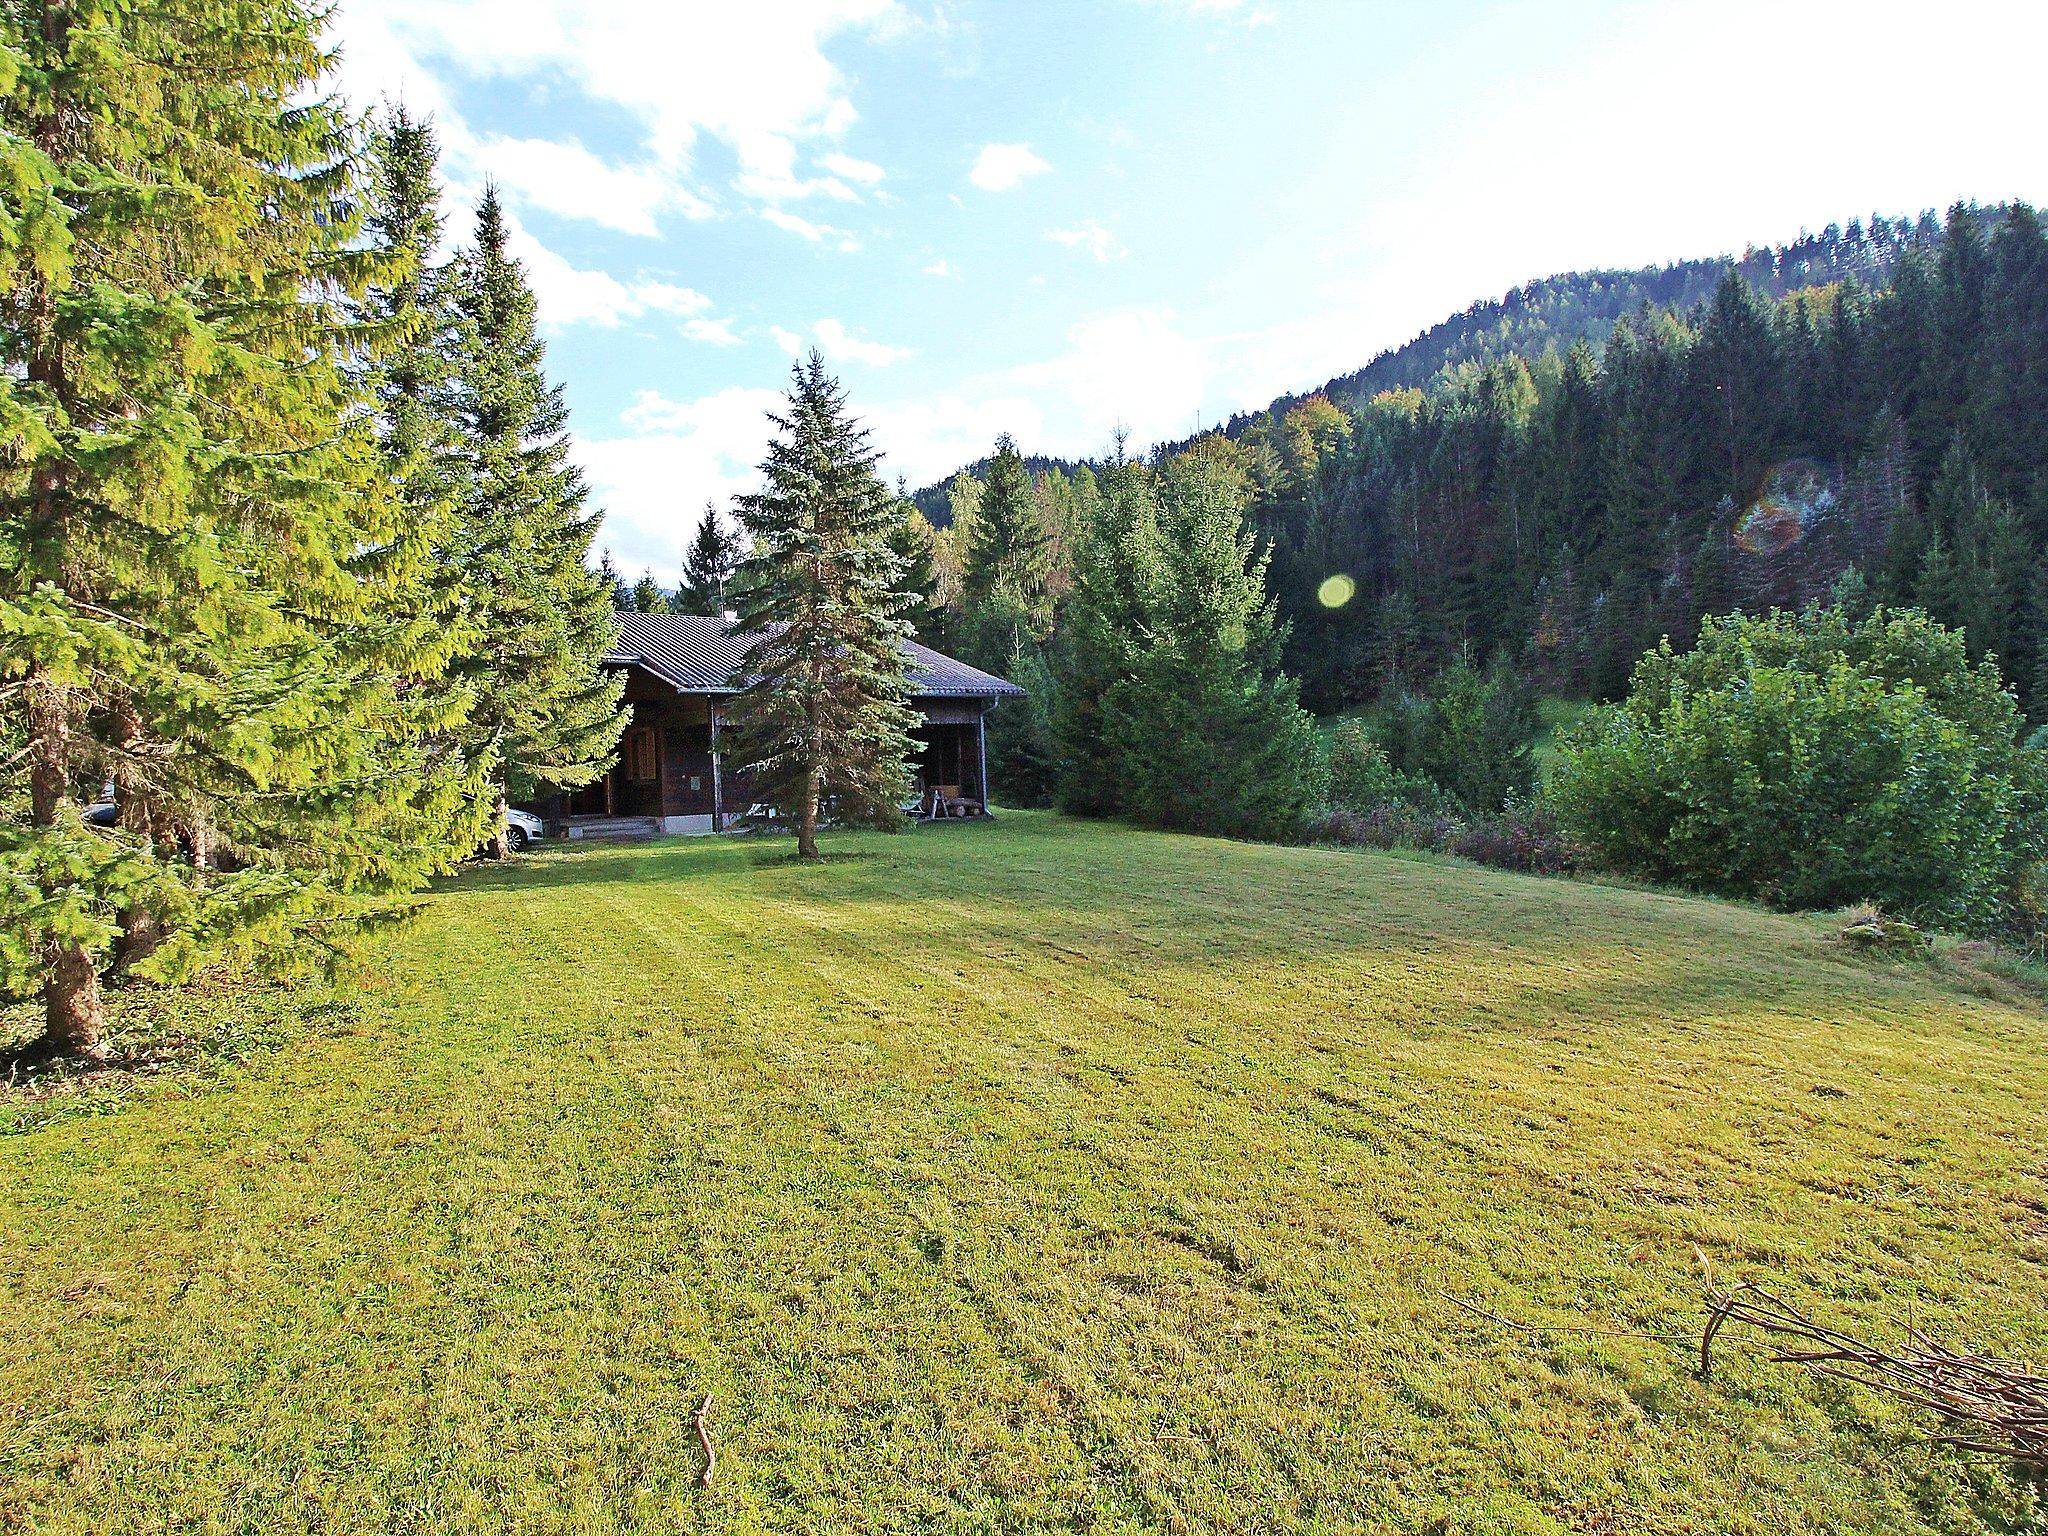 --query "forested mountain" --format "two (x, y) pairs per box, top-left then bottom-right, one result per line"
(929, 202), (2048, 727)
(1240, 202), (2048, 715)
(914, 210), (1961, 524)
(1188, 211), (1953, 449)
